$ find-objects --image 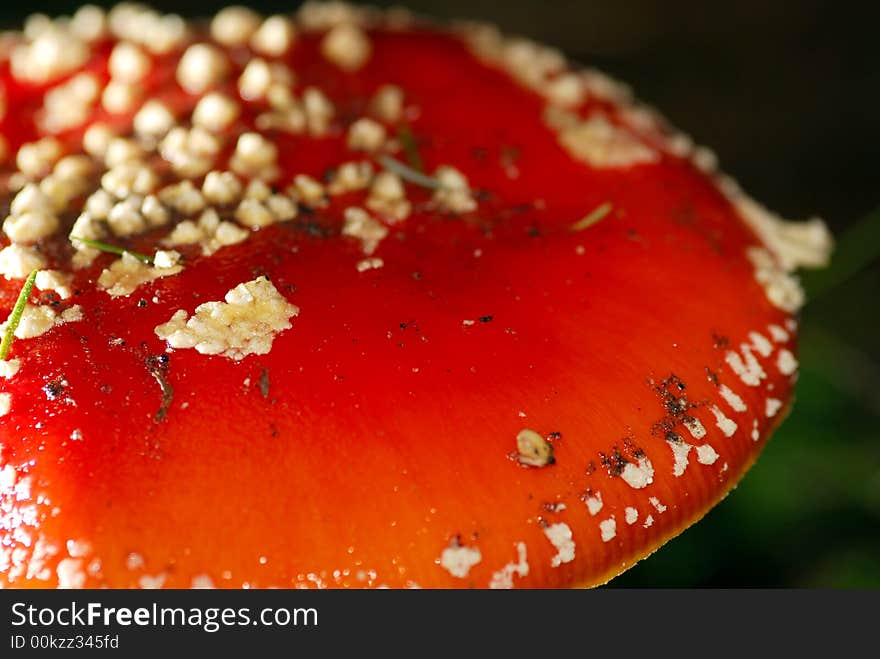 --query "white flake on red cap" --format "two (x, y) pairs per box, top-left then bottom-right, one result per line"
(620, 455), (654, 489)
(211, 6), (261, 47)
(1, 304), (82, 340)
(251, 15), (296, 57)
(719, 384), (747, 412)
(682, 416), (707, 440)
(488, 542), (529, 589)
(342, 207), (388, 255)
(321, 22), (372, 71)
(438, 540), (481, 578)
(192, 93), (241, 133)
(0, 245), (46, 280)
(767, 324), (790, 343)
(97, 253), (182, 297)
(696, 444), (720, 465)
(108, 42), (151, 83)
(670, 440), (692, 477)
(0, 360), (21, 380)
(56, 557), (86, 589)
(177, 43), (228, 94)
(776, 349), (798, 376)
(583, 491), (603, 516)
(154, 277), (299, 360)
(710, 405), (737, 437)
(748, 331), (774, 358)
(725, 344), (767, 387)
(544, 522), (575, 567)
(599, 517), (616, 542)
(765, 398), (783, 418)
(649, 497), (667, 514)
